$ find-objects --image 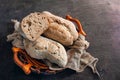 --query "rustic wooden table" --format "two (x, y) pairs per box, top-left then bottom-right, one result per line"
(0, 0), (120, 80)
